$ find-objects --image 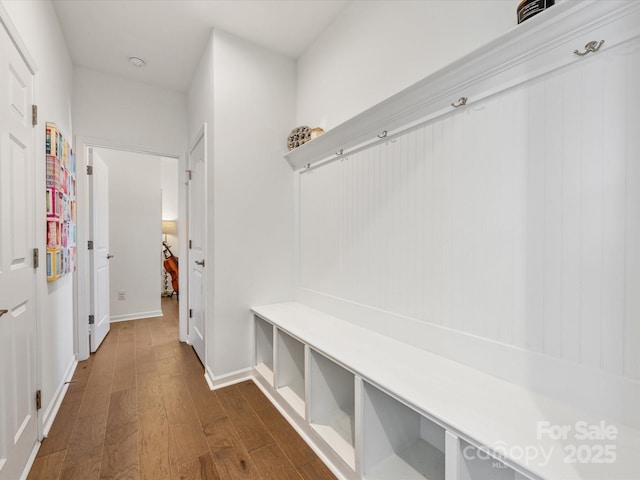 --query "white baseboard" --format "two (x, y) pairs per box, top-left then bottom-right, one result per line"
(18, 441), (40, 480)
(206, 366), (252, 391)
(42, 356), (77, 437)
(110, 310), (163, 322)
